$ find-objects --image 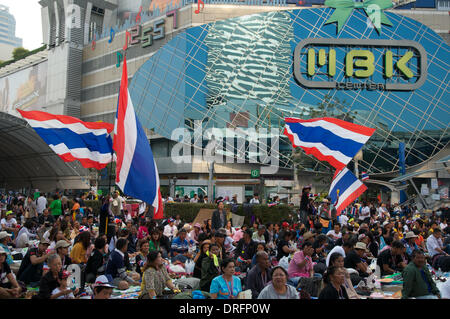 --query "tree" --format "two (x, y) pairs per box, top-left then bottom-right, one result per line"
(12, 47), (29, 60)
